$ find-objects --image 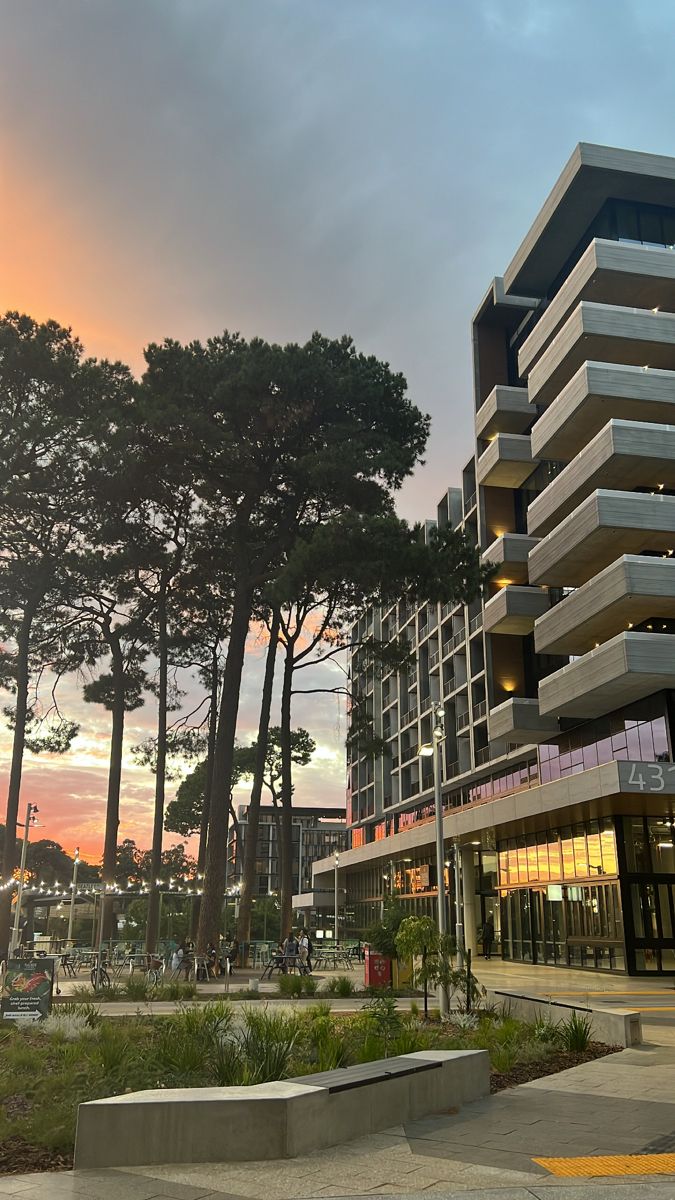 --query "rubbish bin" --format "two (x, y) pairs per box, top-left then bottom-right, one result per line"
(364, 947), (391, 988)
